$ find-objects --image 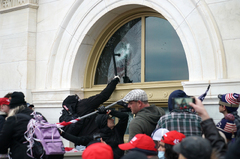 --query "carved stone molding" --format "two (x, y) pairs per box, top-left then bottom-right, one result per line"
(0, 0), (38, 13)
